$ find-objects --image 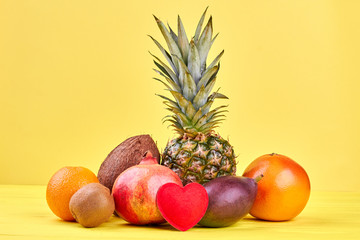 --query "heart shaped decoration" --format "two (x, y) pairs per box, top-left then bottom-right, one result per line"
(156, 182), (209, 231)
